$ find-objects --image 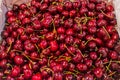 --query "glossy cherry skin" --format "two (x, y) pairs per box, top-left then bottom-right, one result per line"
(77, 63), (88, 71)
(11, 66), (20, 77)
(50, 40), (58, 52)
(109, 51), (118, 60)
(31, 73), (42, 80)
(23, 69), (33, 79)
(94, 67), (103, 78)
(14, 55), (24, 65)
